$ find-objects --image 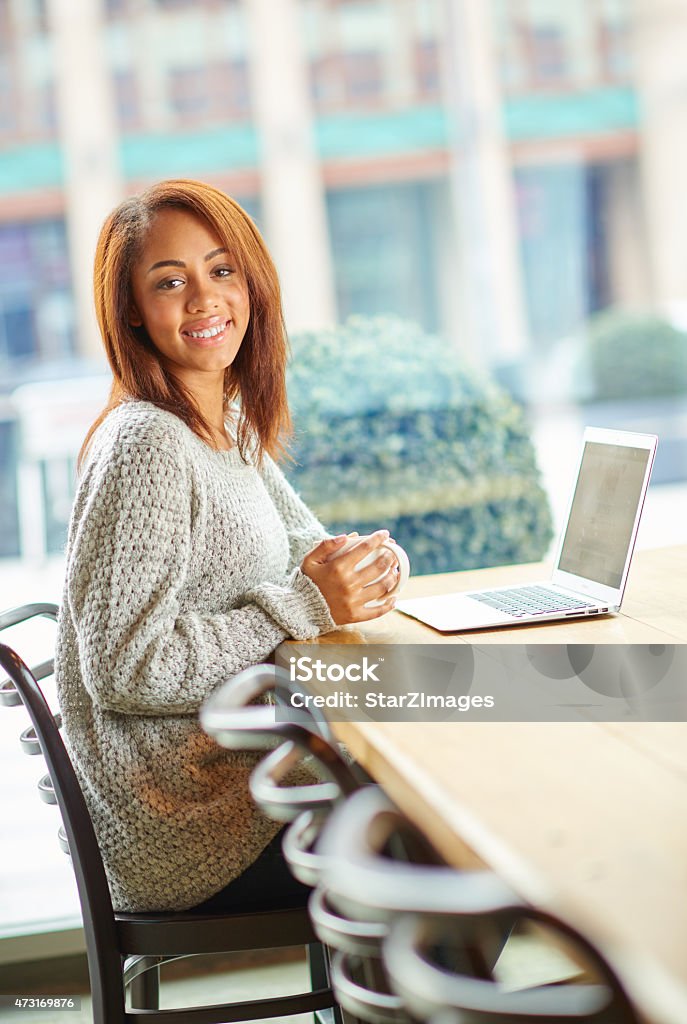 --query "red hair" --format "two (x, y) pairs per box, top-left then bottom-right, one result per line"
(80, 178), (291, 467)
